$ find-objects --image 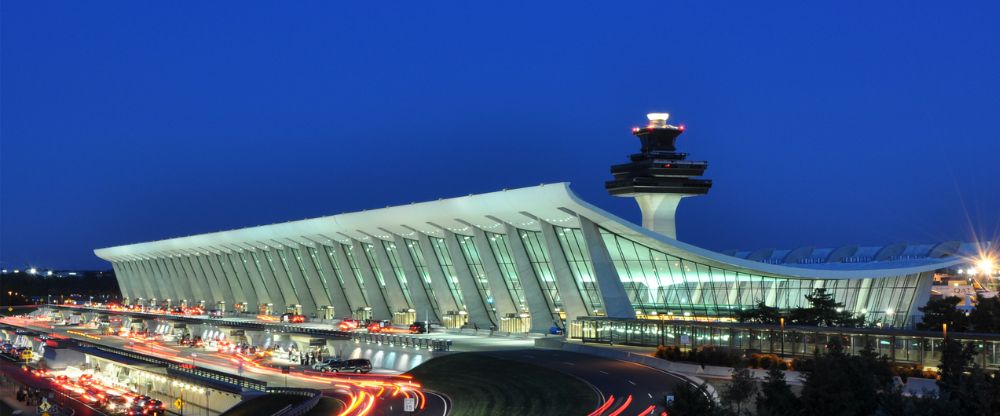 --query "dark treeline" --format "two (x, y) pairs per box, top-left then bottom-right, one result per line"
(0, 271), (120, 305)
(667, 337), (1000, 416)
